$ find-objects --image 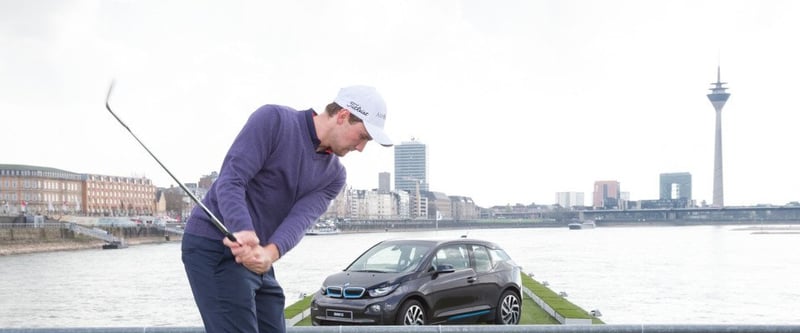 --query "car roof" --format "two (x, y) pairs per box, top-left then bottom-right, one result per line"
(376, 237), (502, 249)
